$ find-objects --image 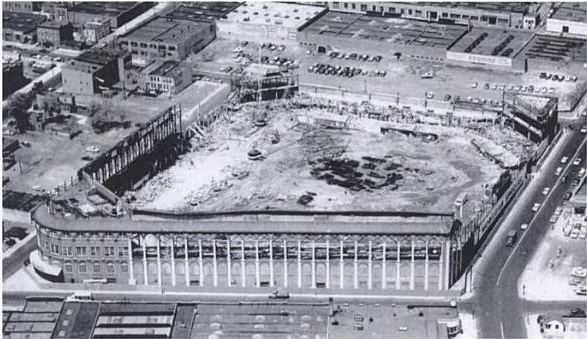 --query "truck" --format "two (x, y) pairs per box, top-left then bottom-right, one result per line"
(506, 230), (518, 247)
